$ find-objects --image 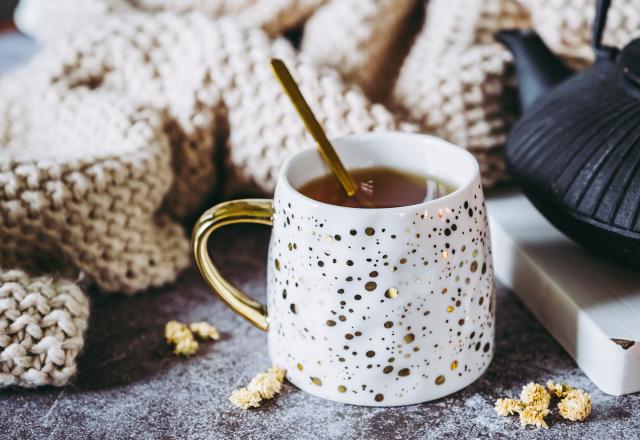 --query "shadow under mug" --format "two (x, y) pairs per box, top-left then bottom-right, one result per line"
(193, 131), (495, 406)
